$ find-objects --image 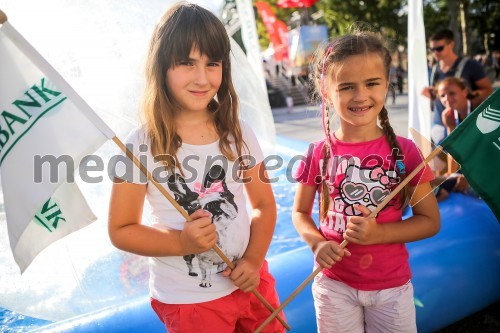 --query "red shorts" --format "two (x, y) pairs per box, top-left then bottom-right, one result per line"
(151, 260), (285, 333)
